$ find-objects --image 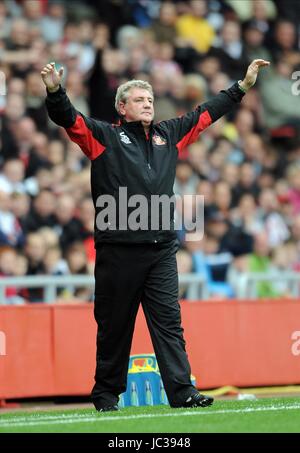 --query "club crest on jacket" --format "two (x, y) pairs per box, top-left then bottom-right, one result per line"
(152, 134), (167, 146)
